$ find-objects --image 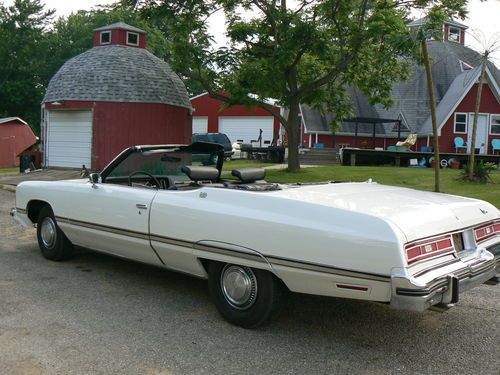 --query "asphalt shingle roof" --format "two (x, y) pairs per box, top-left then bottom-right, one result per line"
(43, 45), (192, 110)
(94, 22), (146, 33)
(301, 41), (500, 136)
